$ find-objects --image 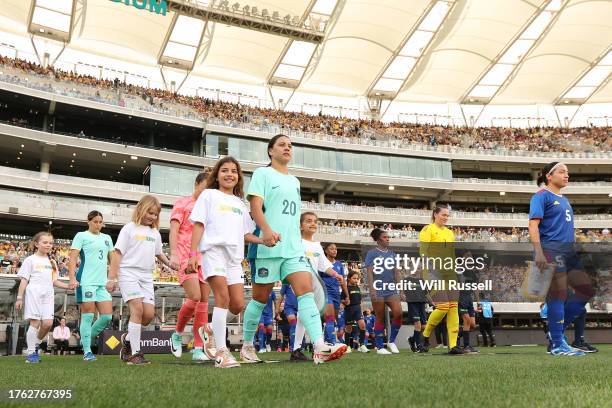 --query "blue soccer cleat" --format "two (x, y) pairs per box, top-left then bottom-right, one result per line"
(26, 353), (40, 364)
(550, 340), (585, 356)
(83, 352), (97, 362)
